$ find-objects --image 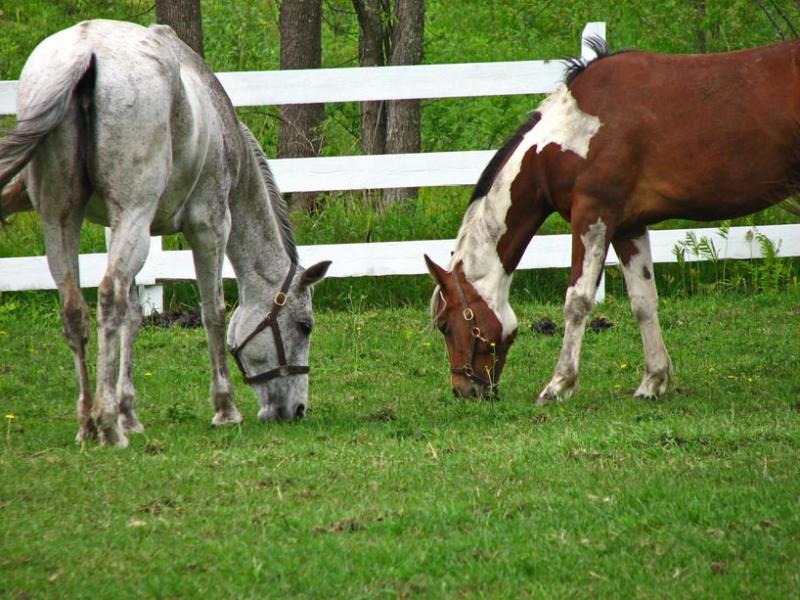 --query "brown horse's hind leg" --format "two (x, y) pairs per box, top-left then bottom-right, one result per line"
(117, 283), (145, 433)
(612, 230), (673, 398)
(538, 215), (611, 404)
